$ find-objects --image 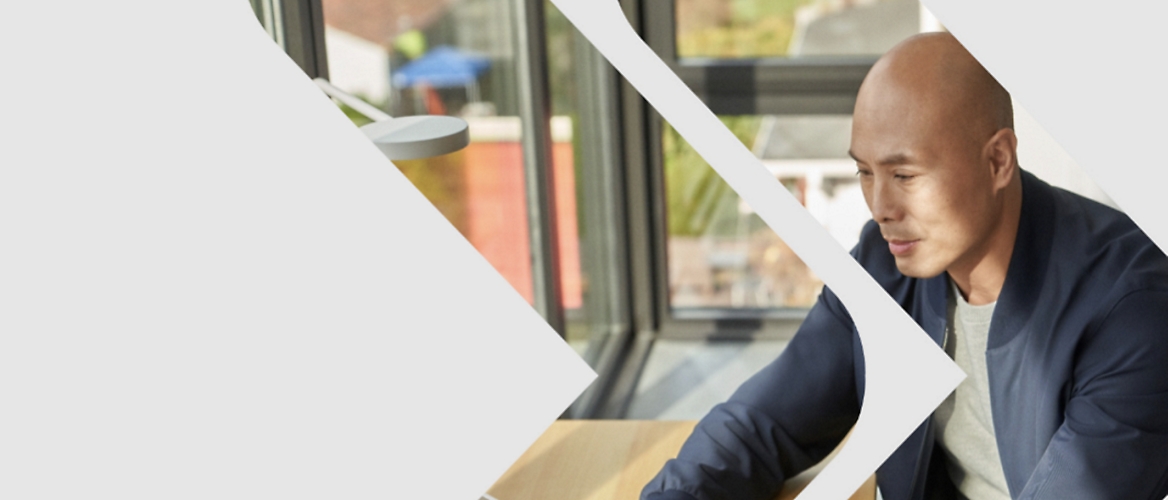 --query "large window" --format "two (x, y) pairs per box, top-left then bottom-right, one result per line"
(248, 0), (946, 415)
